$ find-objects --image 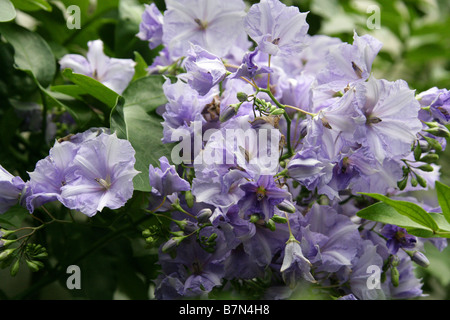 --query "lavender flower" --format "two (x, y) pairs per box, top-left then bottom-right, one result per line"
(61, 132), (139, 217)
(238, 175), (290, 221)
(26, 140), (78, 213)
(354, 77), (422, 164)
(417, 87), (450, 125)
(161, 77), (217, 144)
(0, 165), (26, 214)
(59, 40), (136, 94)
(149, 156), (190, 197)
(136, 3), (164, 49)
(182, 44), (227, 96)
(244, 0), (309, 57)
(280, 238), (315, 287)
(162, 0), (247, 58)
(381, 225), (417, 255)
(230, 47), (273, 80)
